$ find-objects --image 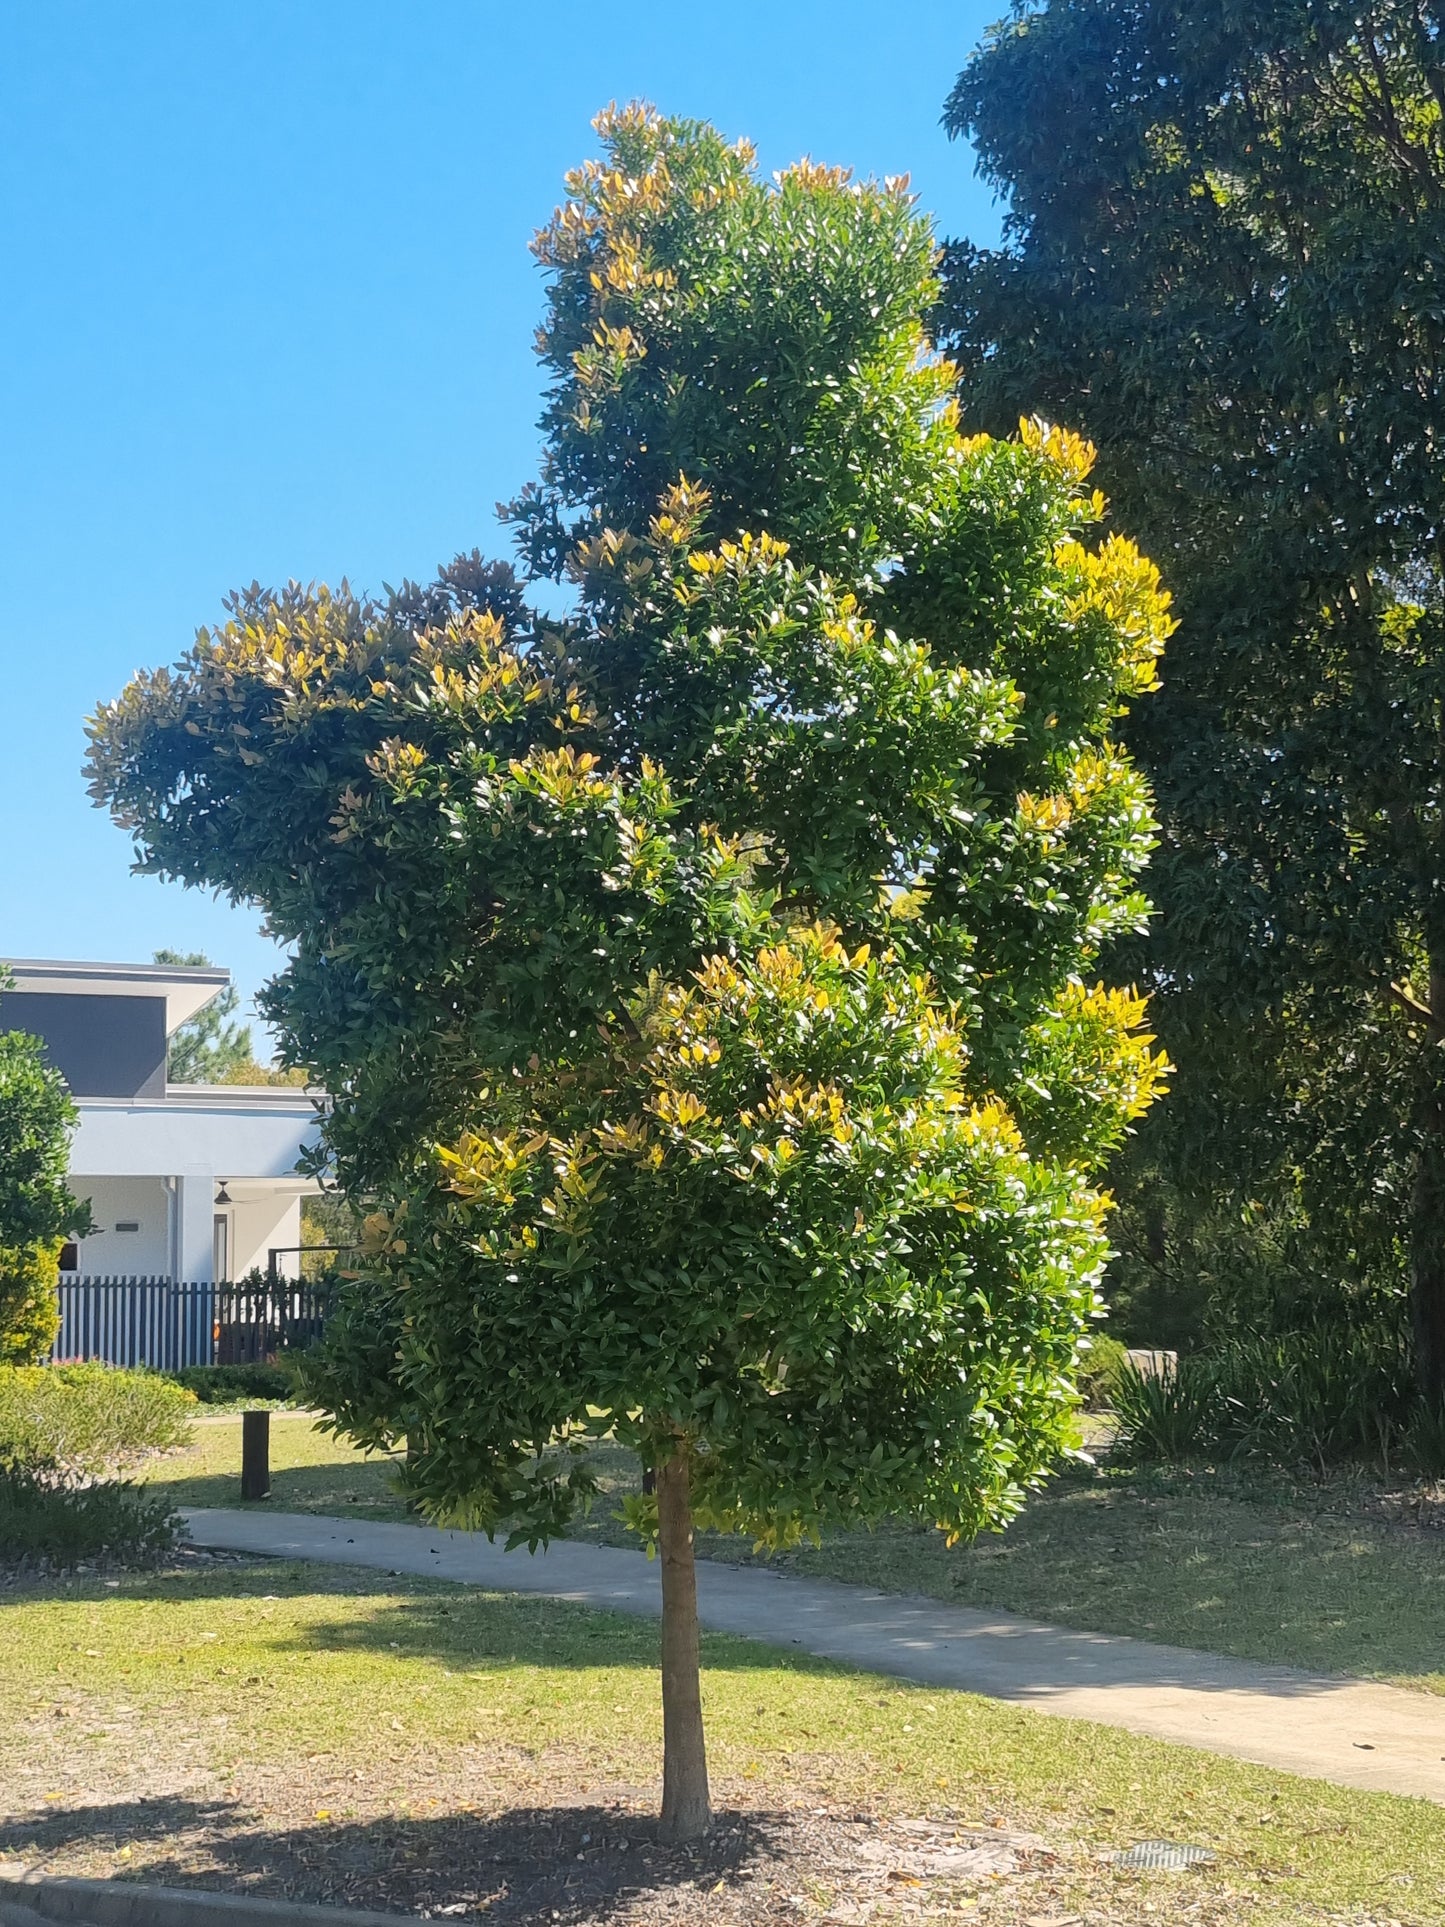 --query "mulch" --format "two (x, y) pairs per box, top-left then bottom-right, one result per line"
(0, 1799), (1064, 1925)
